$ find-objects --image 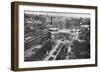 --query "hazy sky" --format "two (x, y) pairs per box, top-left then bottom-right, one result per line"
(24, 11), (90, 18)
